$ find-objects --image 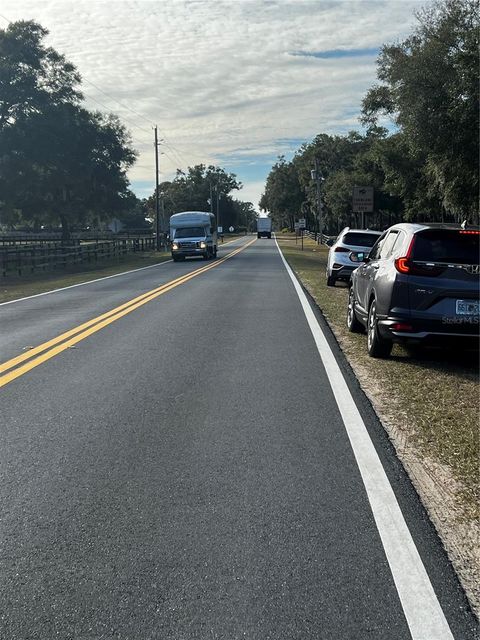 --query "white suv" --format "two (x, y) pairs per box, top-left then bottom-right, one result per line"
(326, 228), (382, 286)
